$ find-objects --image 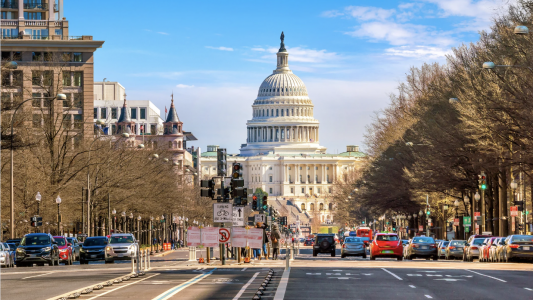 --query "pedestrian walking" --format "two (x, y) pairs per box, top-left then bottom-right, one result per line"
(260, 222), (269, 260)
(271, 224), (281, 260)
